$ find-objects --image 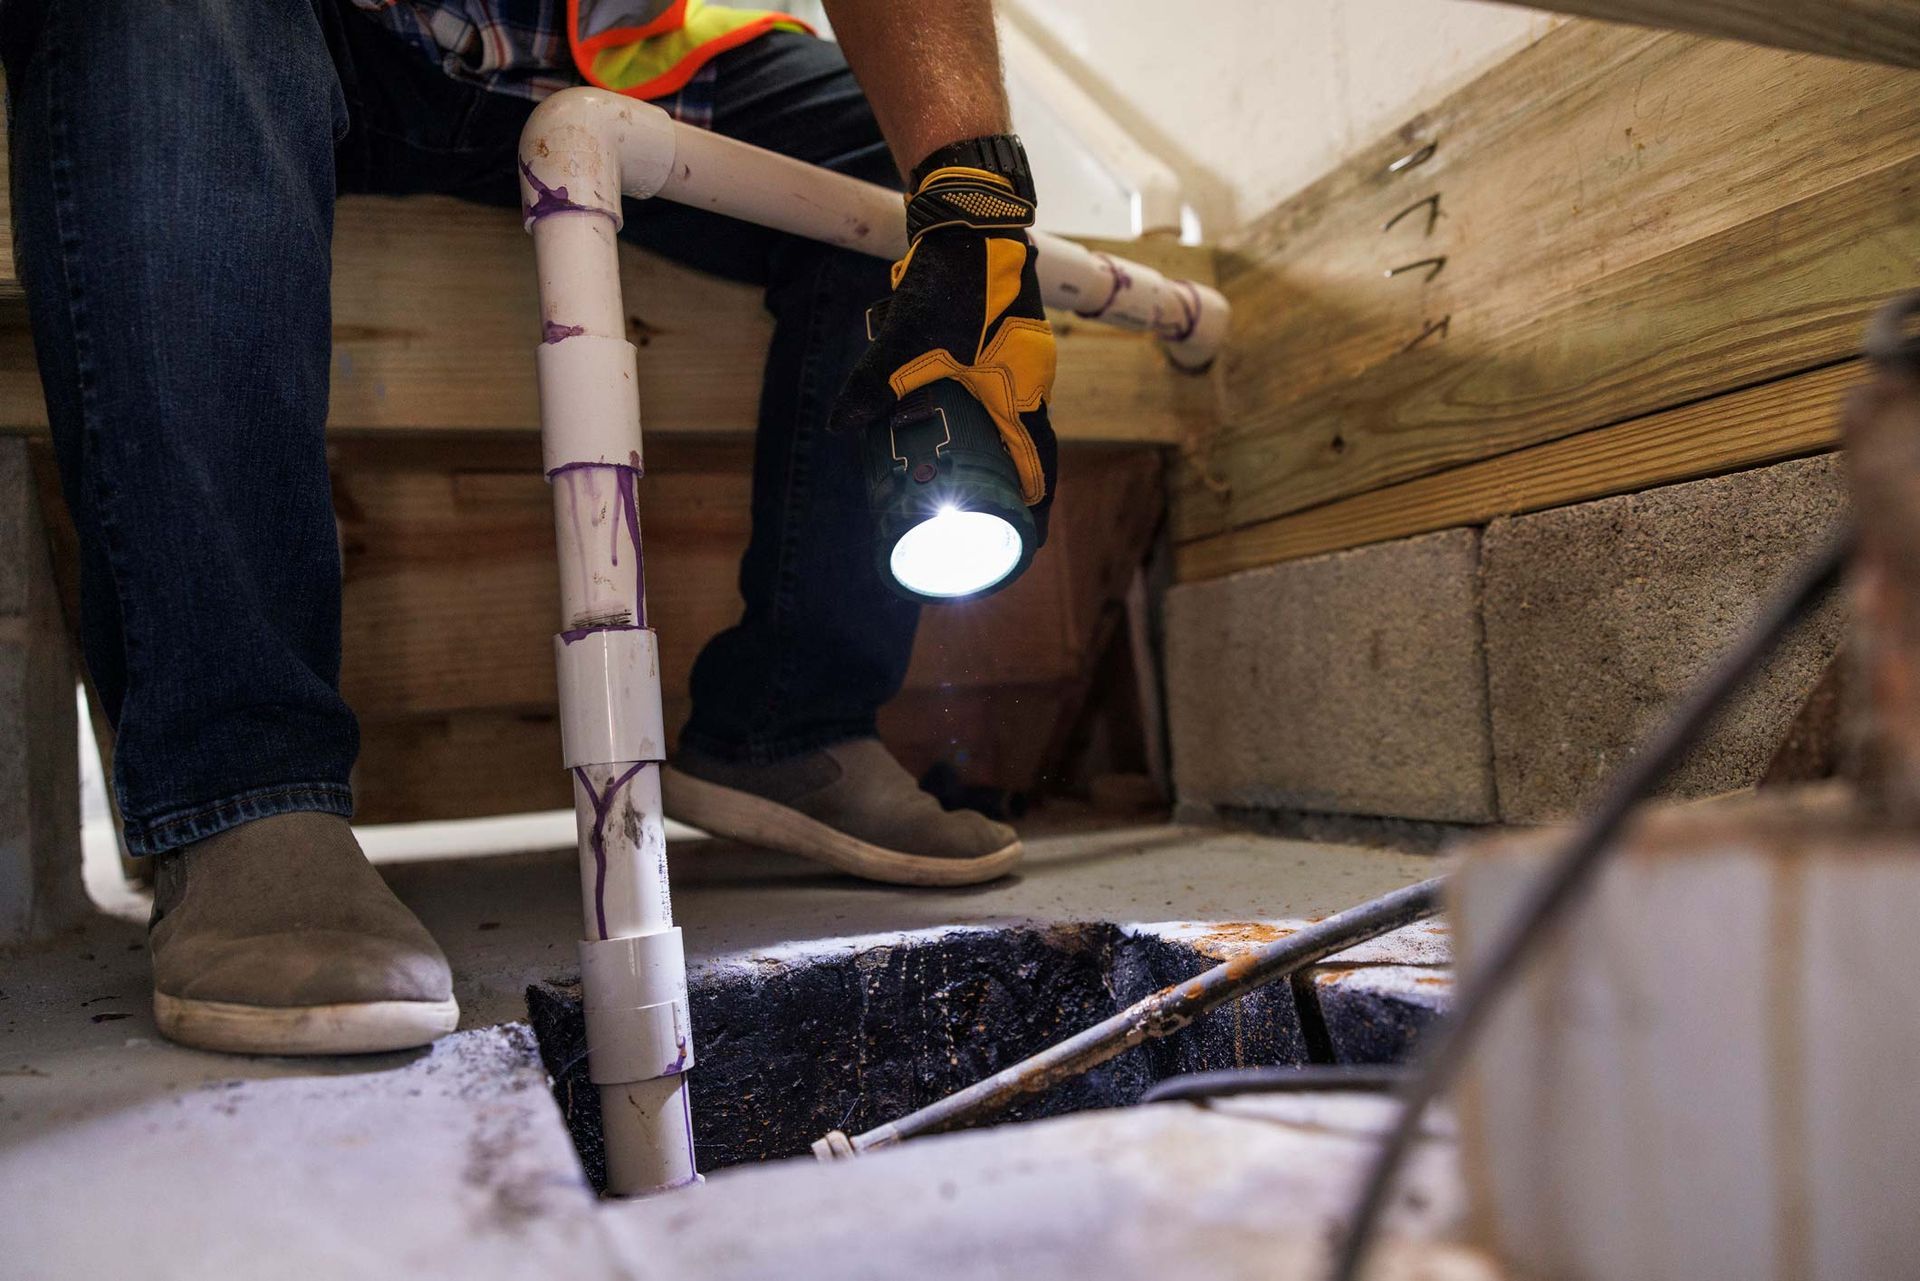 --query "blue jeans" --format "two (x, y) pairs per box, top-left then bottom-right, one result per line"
(1, 1), (918, 855)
